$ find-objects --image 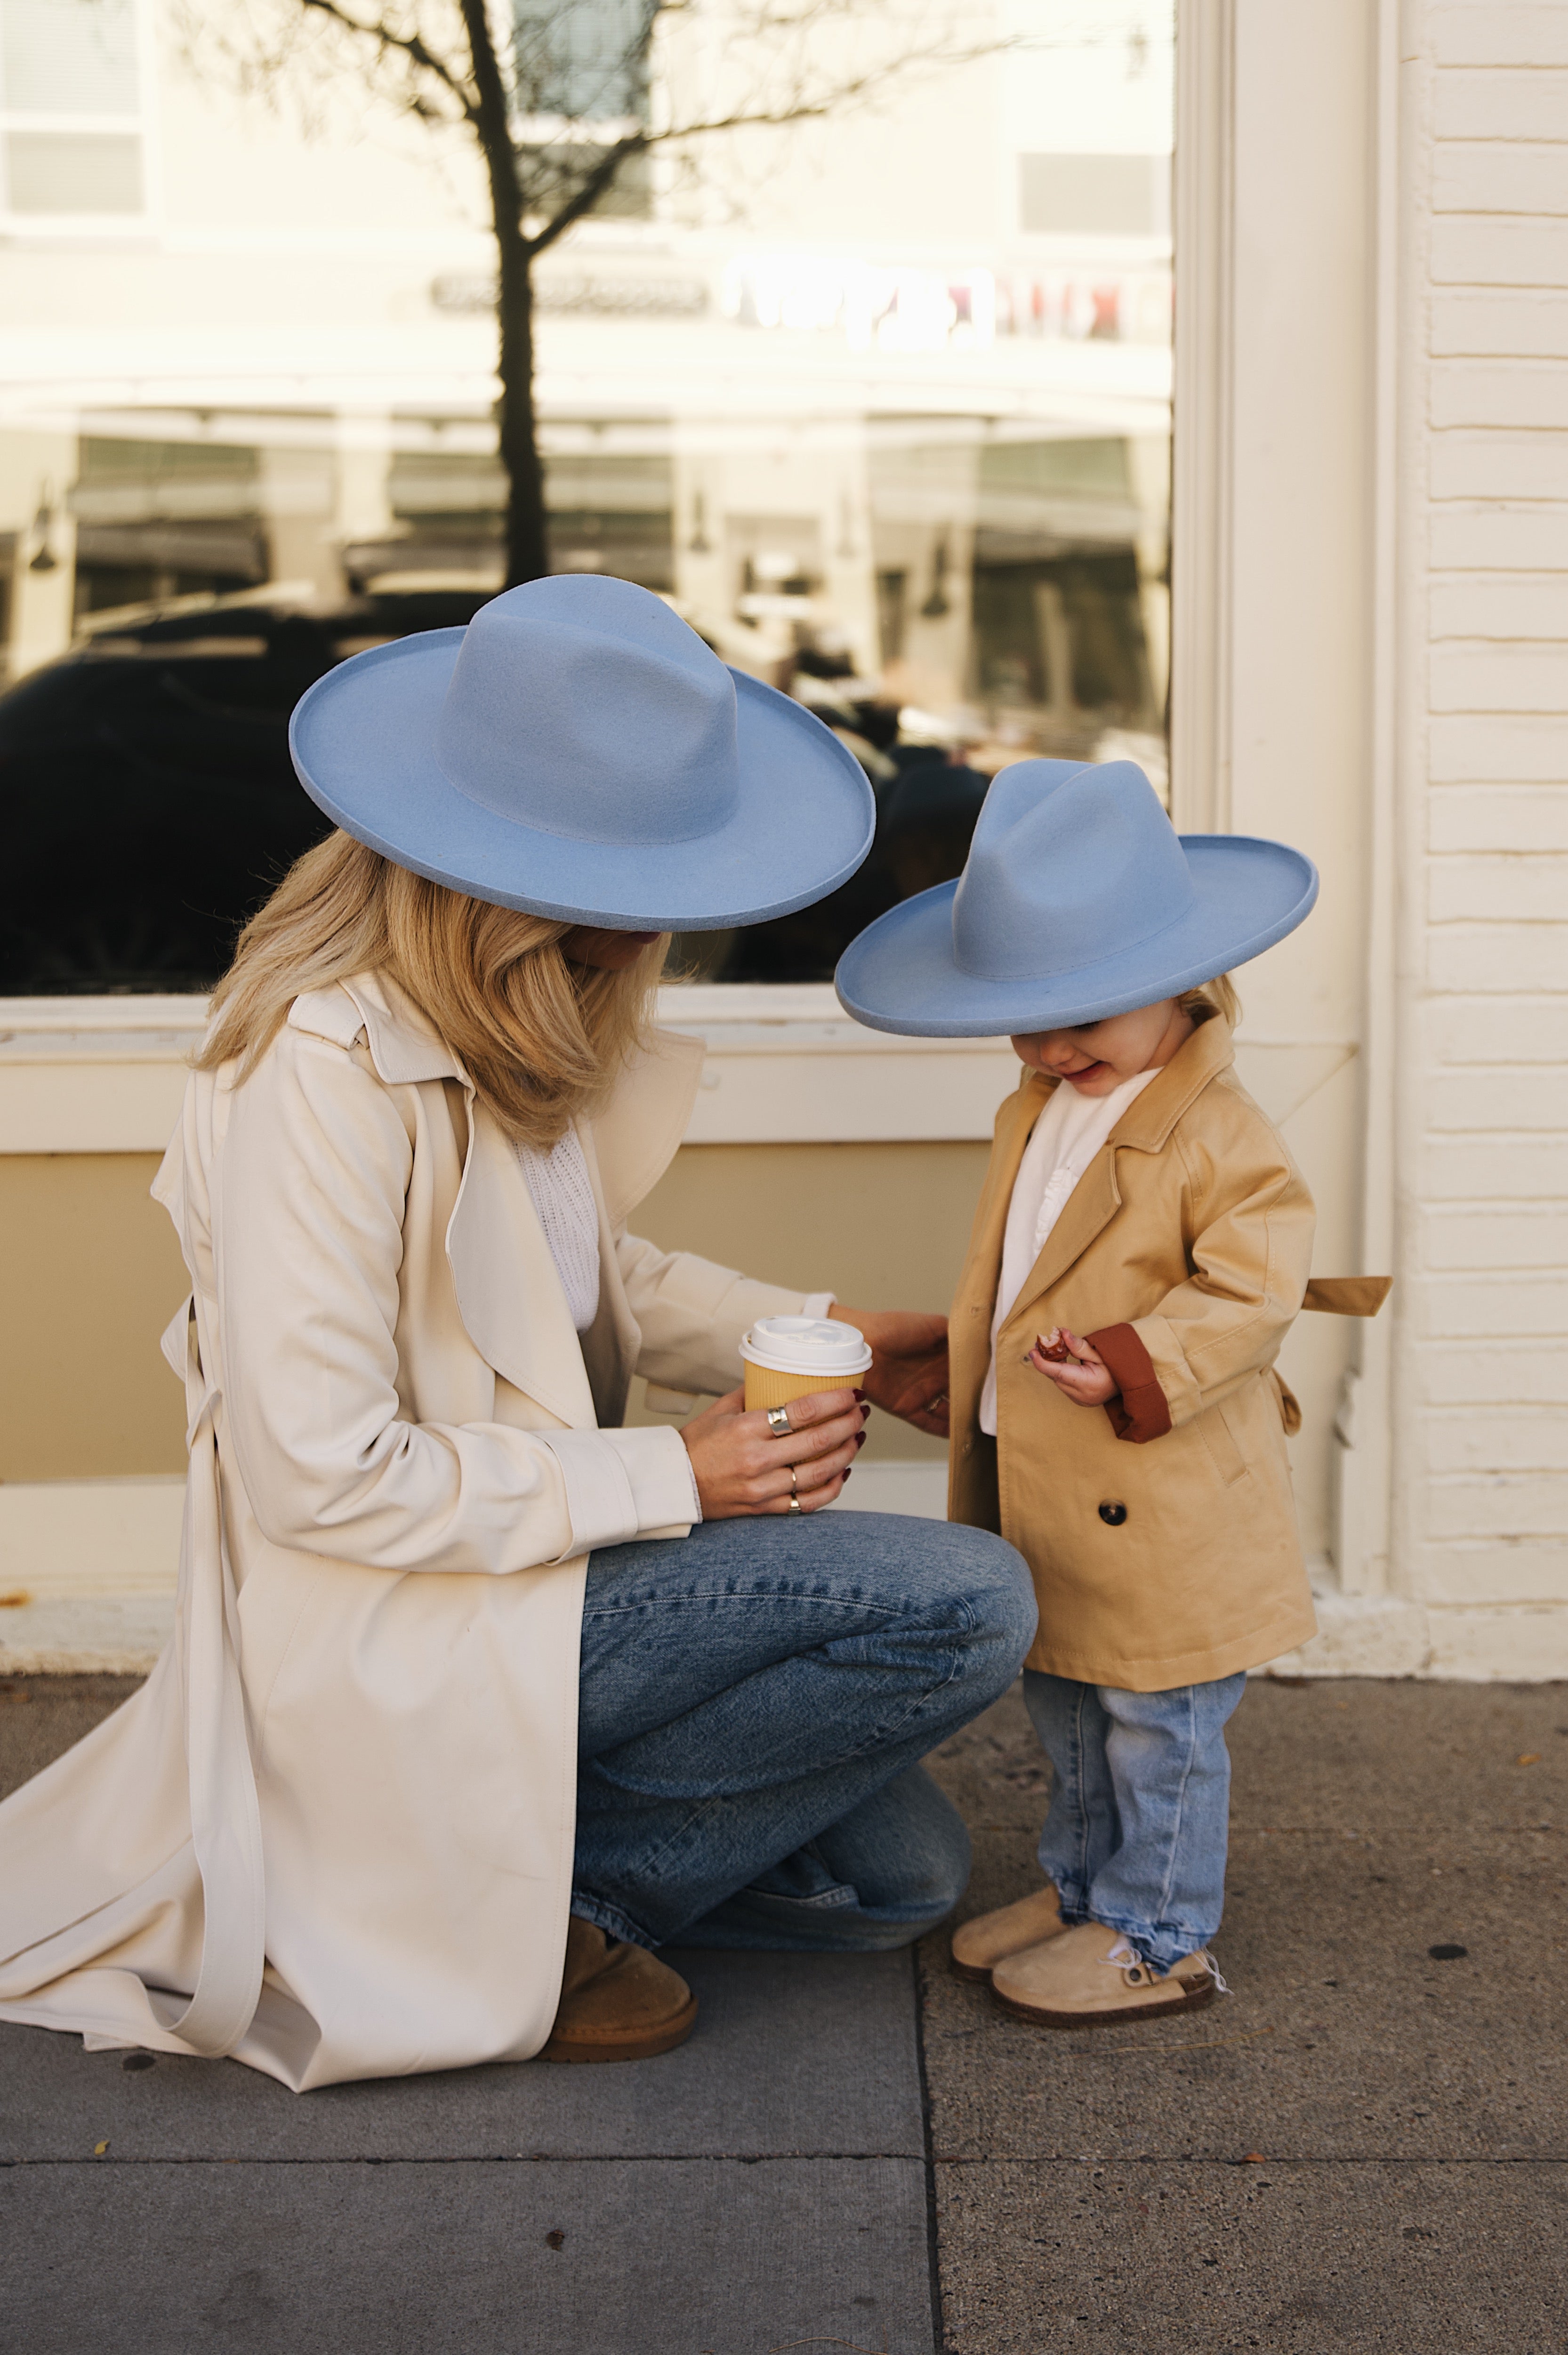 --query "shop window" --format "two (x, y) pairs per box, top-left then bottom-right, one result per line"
(0, 3), (1174, 994)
